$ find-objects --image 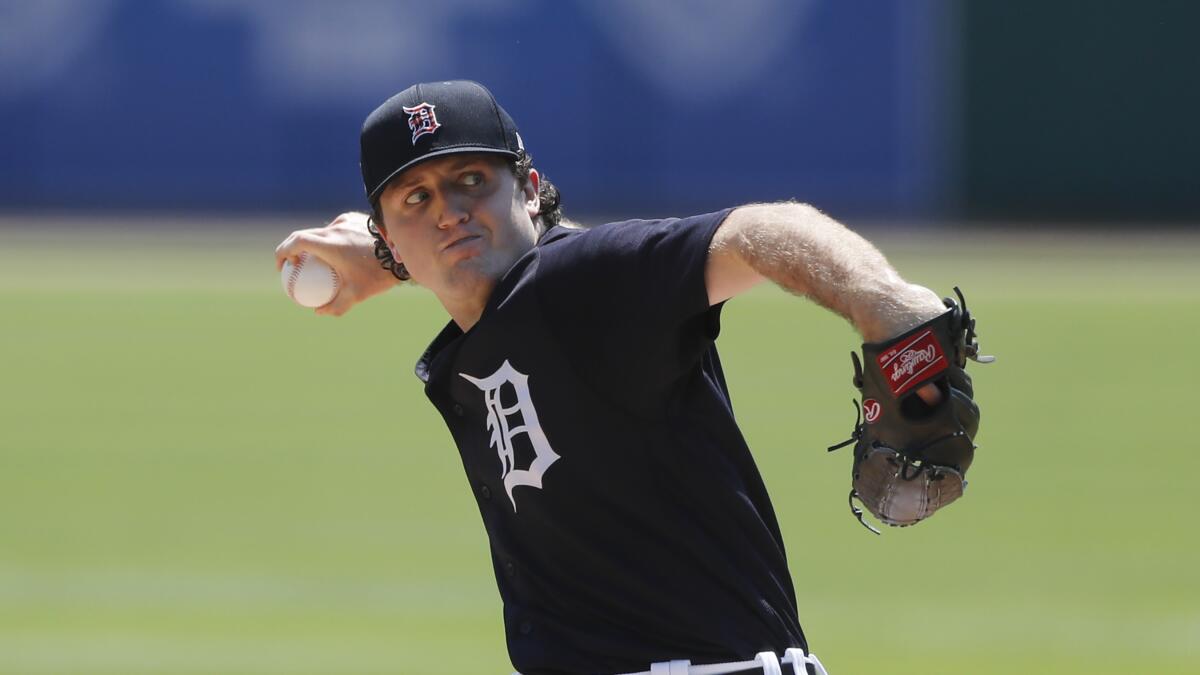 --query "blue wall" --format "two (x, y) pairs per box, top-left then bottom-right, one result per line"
(0, 1), (956, 217)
